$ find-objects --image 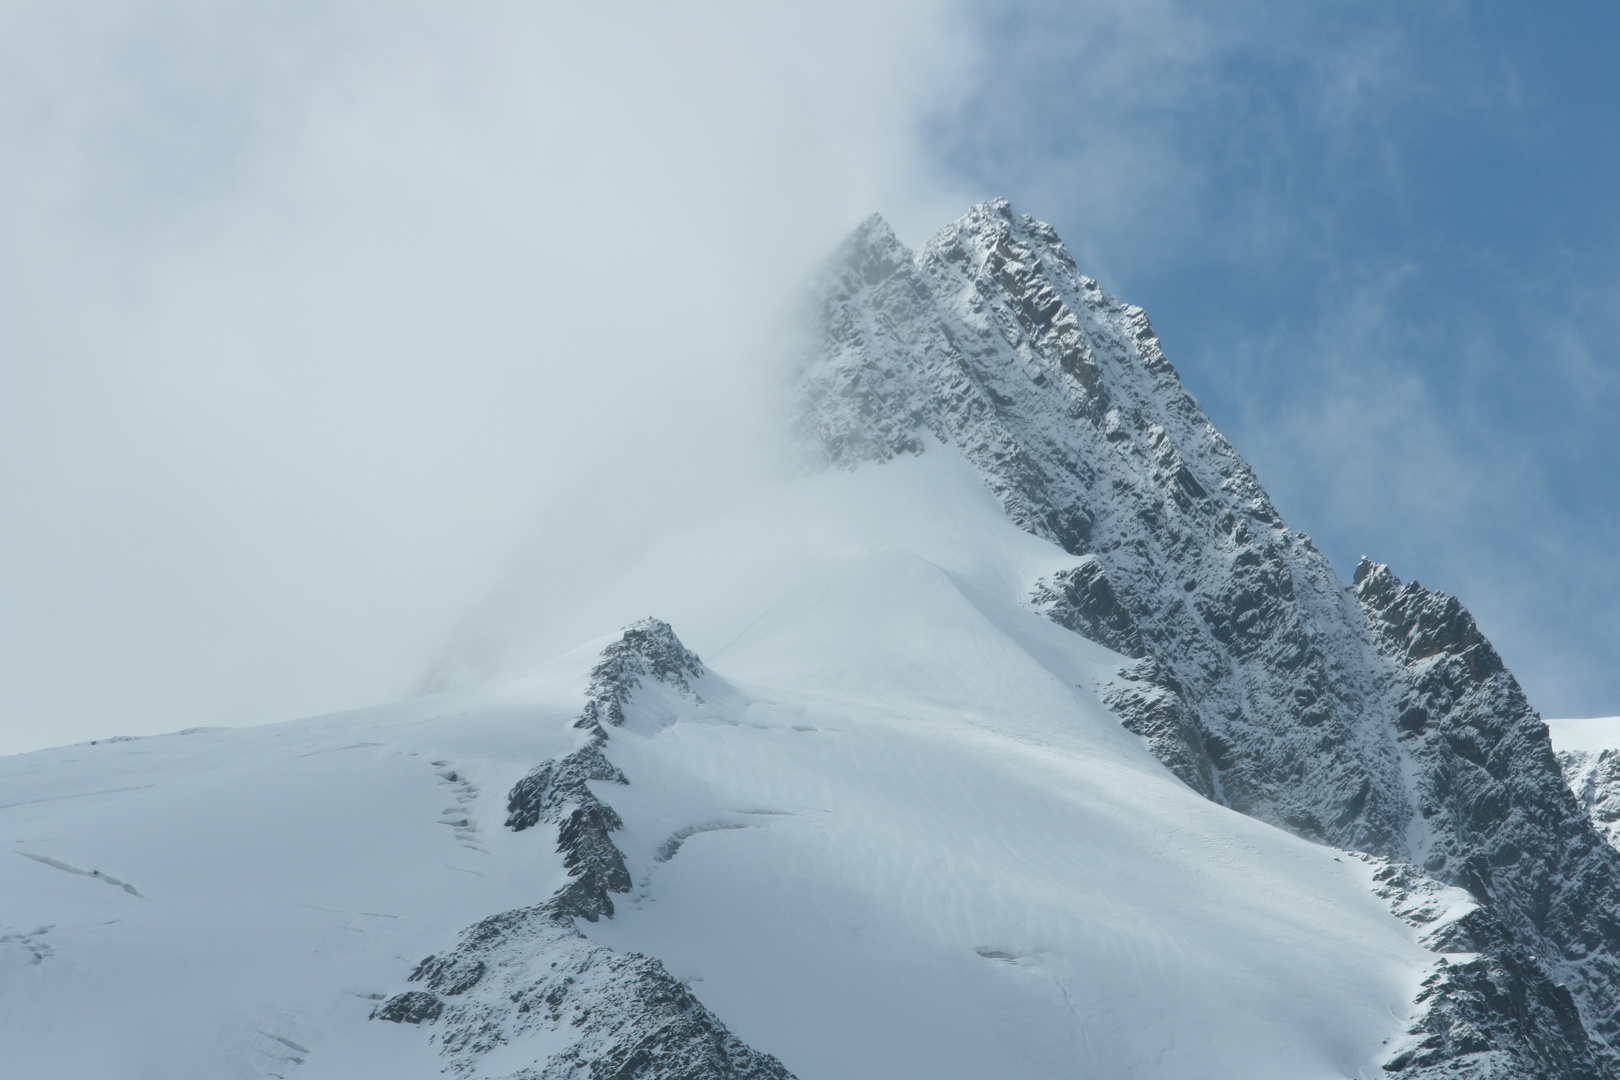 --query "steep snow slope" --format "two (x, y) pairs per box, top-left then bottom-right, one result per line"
(4, 451), (1444, 1080)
